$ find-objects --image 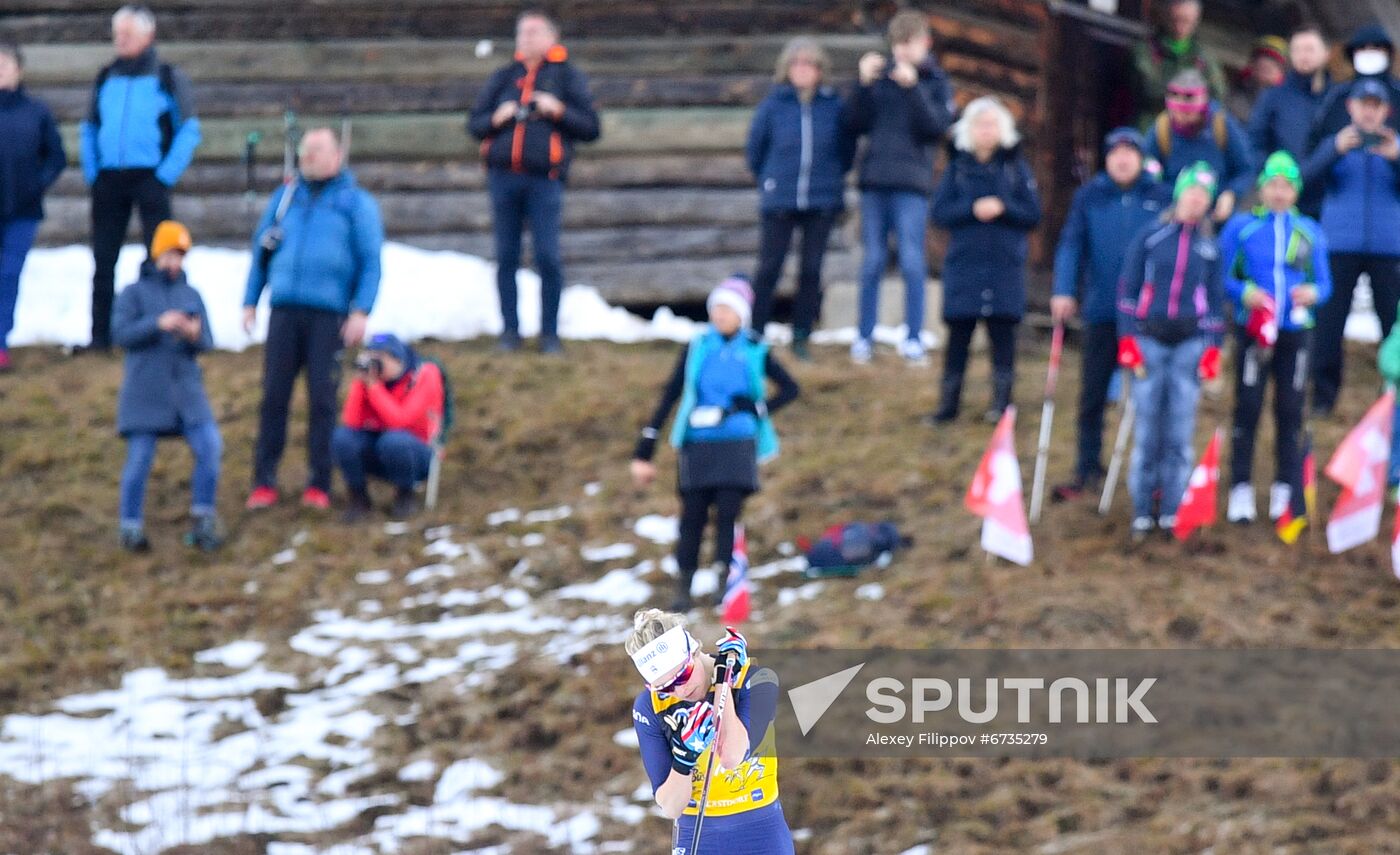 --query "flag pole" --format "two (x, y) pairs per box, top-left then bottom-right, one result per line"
(1029, 323), (1065, 523)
